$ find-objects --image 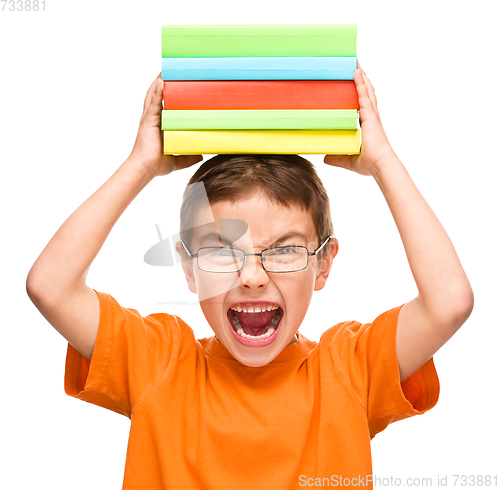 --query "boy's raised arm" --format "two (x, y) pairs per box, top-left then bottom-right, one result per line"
(26, 75), (202, 362)
(324, 67), (474, 383)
